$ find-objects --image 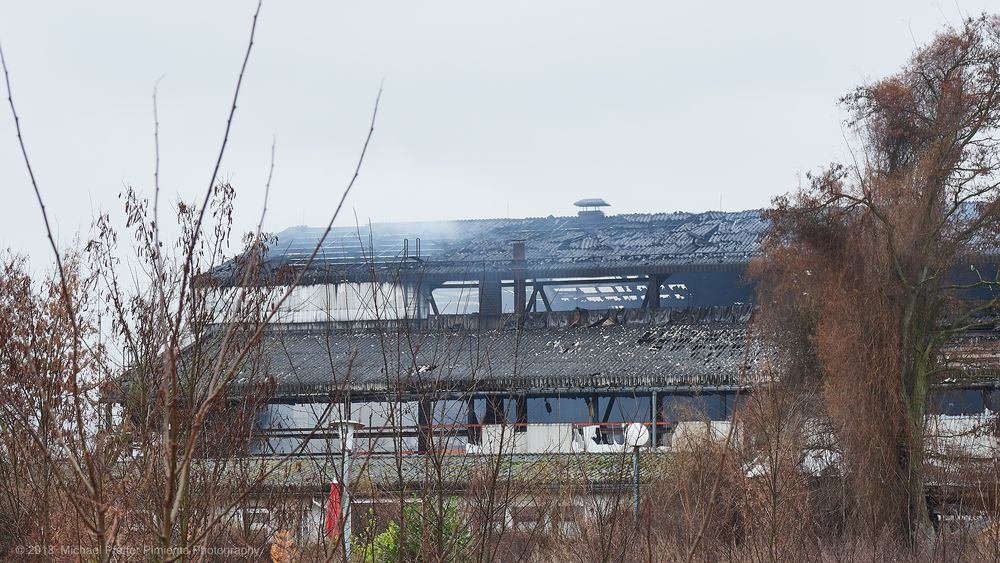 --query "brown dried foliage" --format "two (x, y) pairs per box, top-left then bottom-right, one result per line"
(752, 14), (1000, 541)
